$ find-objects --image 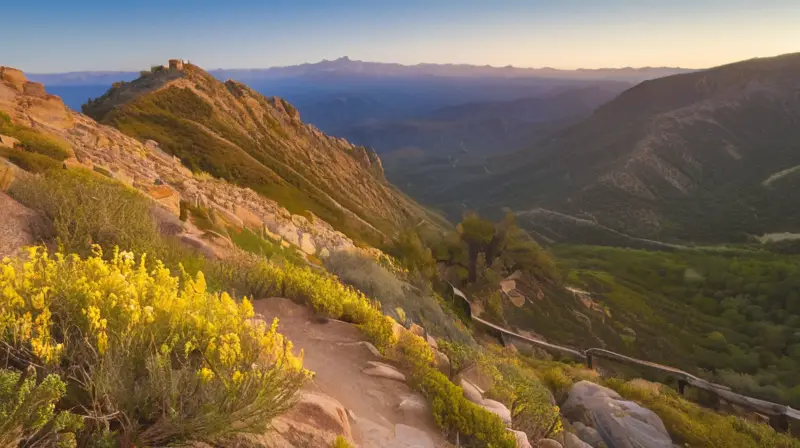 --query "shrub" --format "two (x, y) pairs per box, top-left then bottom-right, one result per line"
(332, 435), (352, 448)
(605, 379), (800, 448)
(0, 368), (83, 448)
(324, 250), (473, 345)
(0, 147), (62, 173)
(0, 112), (72, 161)
(0, 247), (310, 446)
(438, 340), (477, 380)
(8, 169), (162, 256)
